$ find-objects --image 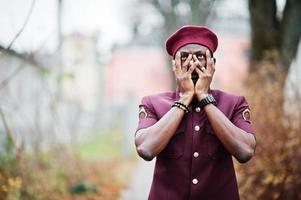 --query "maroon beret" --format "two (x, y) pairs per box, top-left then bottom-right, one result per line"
(165, 25), (218, 57)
